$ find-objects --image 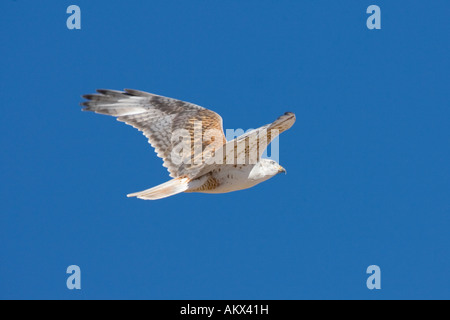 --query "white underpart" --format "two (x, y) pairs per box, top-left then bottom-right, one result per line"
(190, 160), (279, 194)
